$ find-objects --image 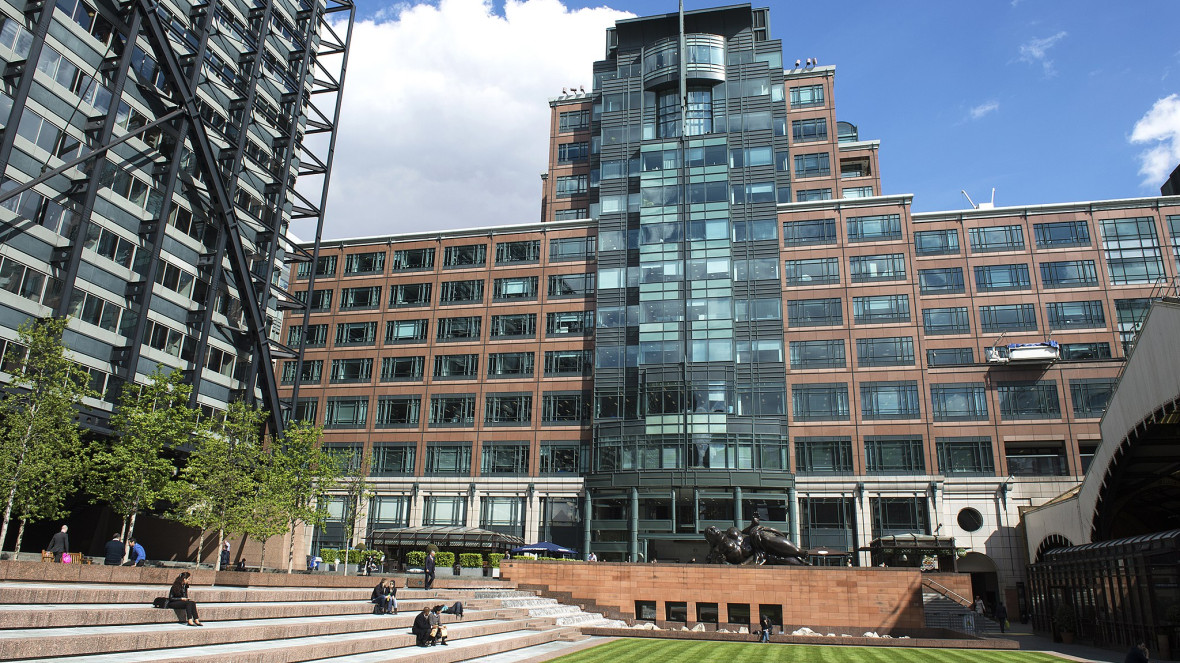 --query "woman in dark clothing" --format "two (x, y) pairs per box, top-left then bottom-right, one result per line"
(168, 572), (202, 626)
(371, 578), (397, 614)
(759, 614), (773, 643)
